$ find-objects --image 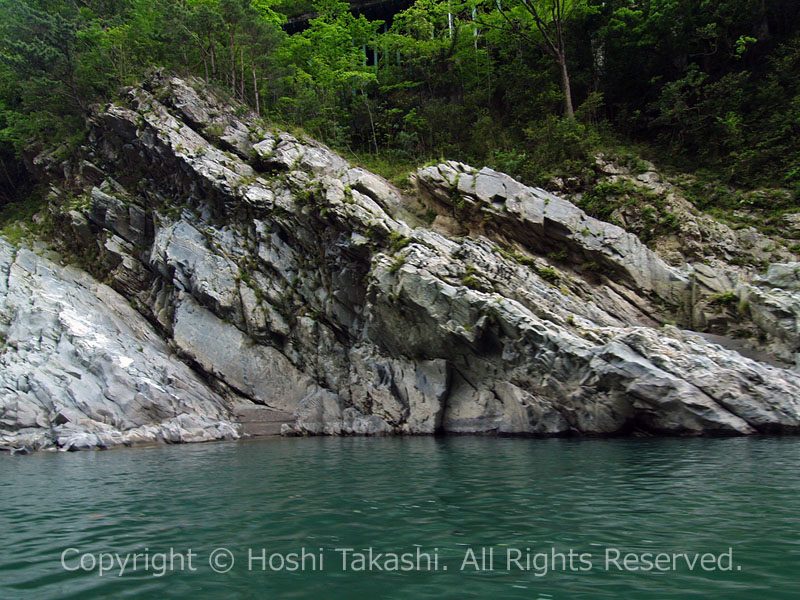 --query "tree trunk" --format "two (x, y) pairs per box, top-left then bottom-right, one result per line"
(447, 0), (453, 38)
(558, 53), (574, 118)
(230, 29), (235, 93)
(759, 0), (770, 39)
(67, 73), (85, 111)
(252, 61), (259, 116)
(590, 35), (604, 93)
(64, 48), (85, 111)
(363, 91), (378, 154)
(240, 47), (245, 100)
(0, 157), (17, 191)
(210, 39), (216, 79)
